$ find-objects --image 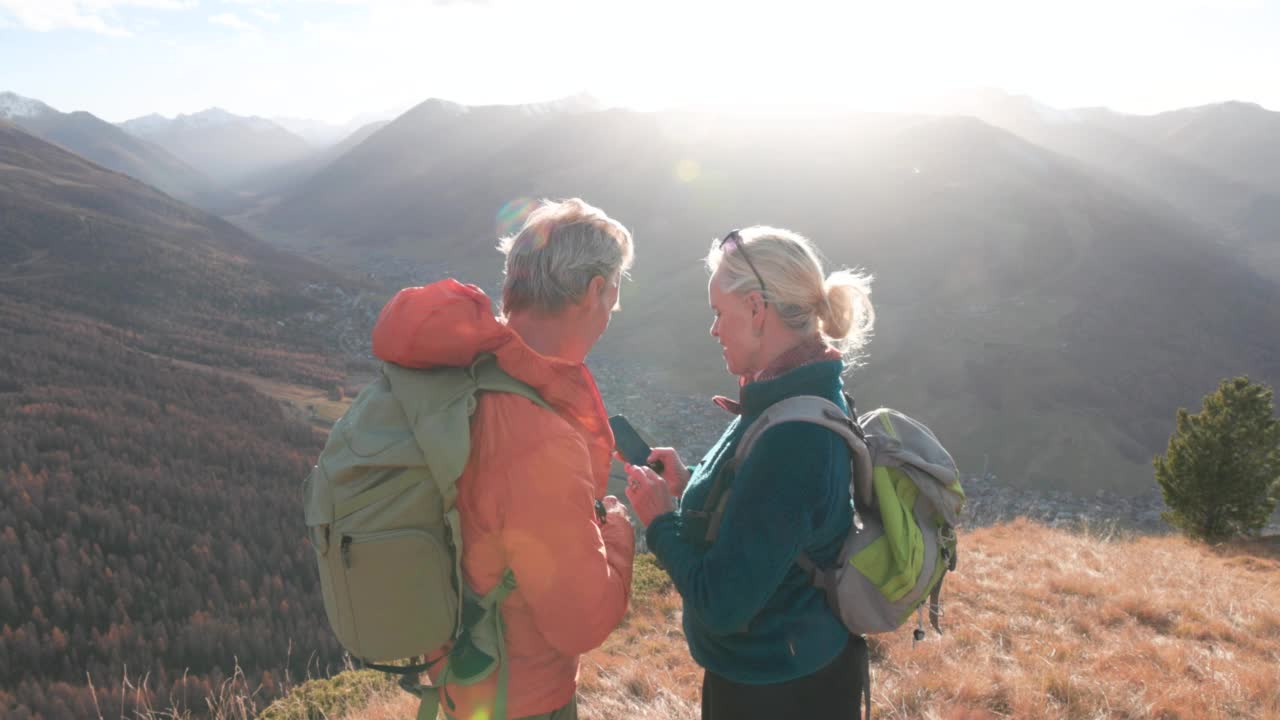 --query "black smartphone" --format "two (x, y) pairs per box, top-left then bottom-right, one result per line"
(608, 414), (664, 474)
